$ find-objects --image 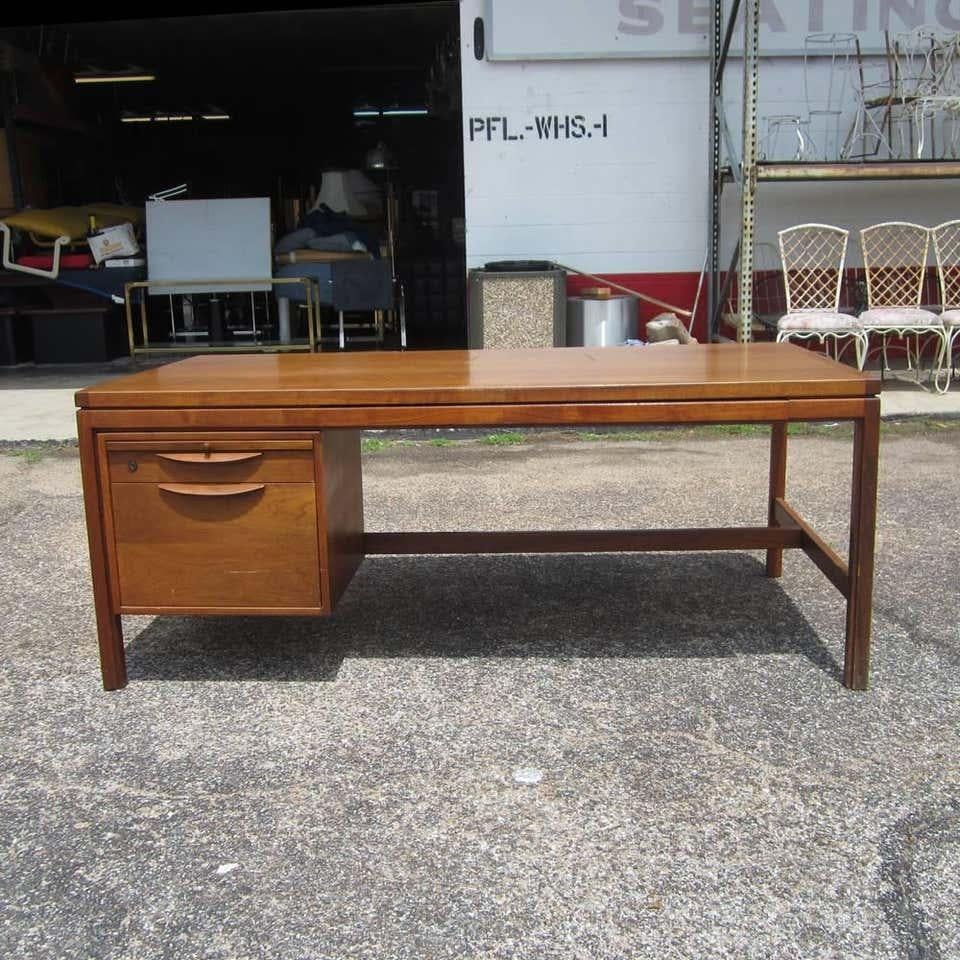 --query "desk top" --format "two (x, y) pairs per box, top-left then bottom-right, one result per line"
(76, 344), (880, 410)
